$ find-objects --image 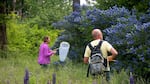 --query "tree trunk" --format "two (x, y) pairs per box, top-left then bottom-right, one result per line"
(20, 0), (24, 18)
(73, 0), (80, 11)
(13, 0), (16, 12)
(0, 0), (7, 58)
